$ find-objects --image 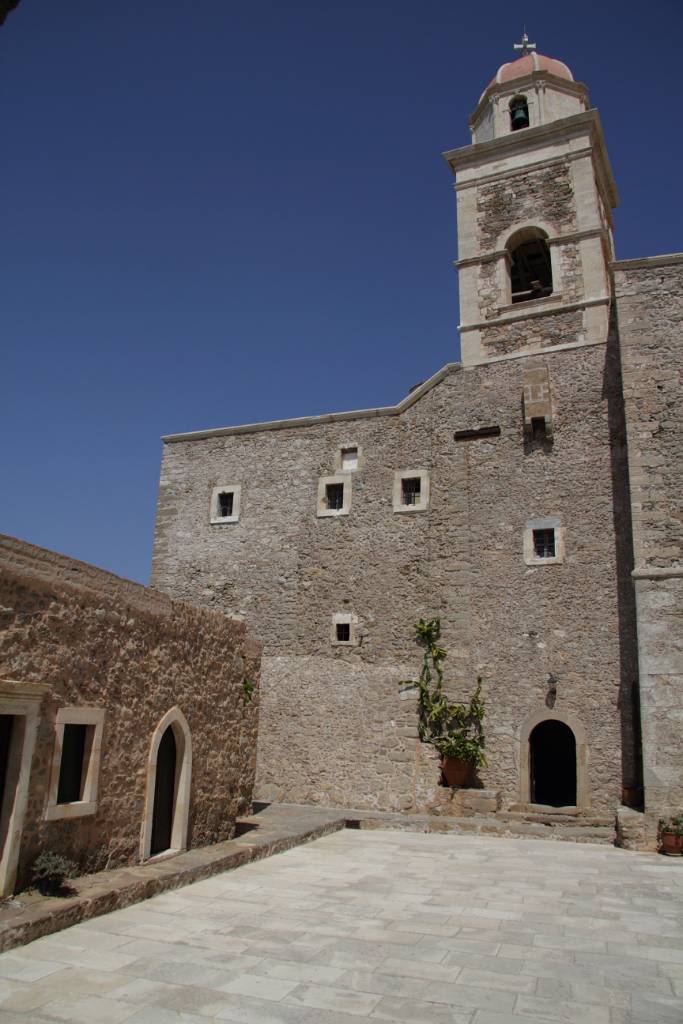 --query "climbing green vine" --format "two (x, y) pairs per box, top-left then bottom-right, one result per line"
(402, 618), (486, 767)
